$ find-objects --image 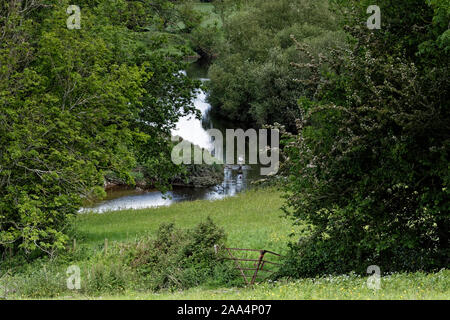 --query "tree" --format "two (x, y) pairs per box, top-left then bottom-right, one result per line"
(0, 0), (200, 257)
(207, 0), (344, 130)
(280, 0), (449, 276)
